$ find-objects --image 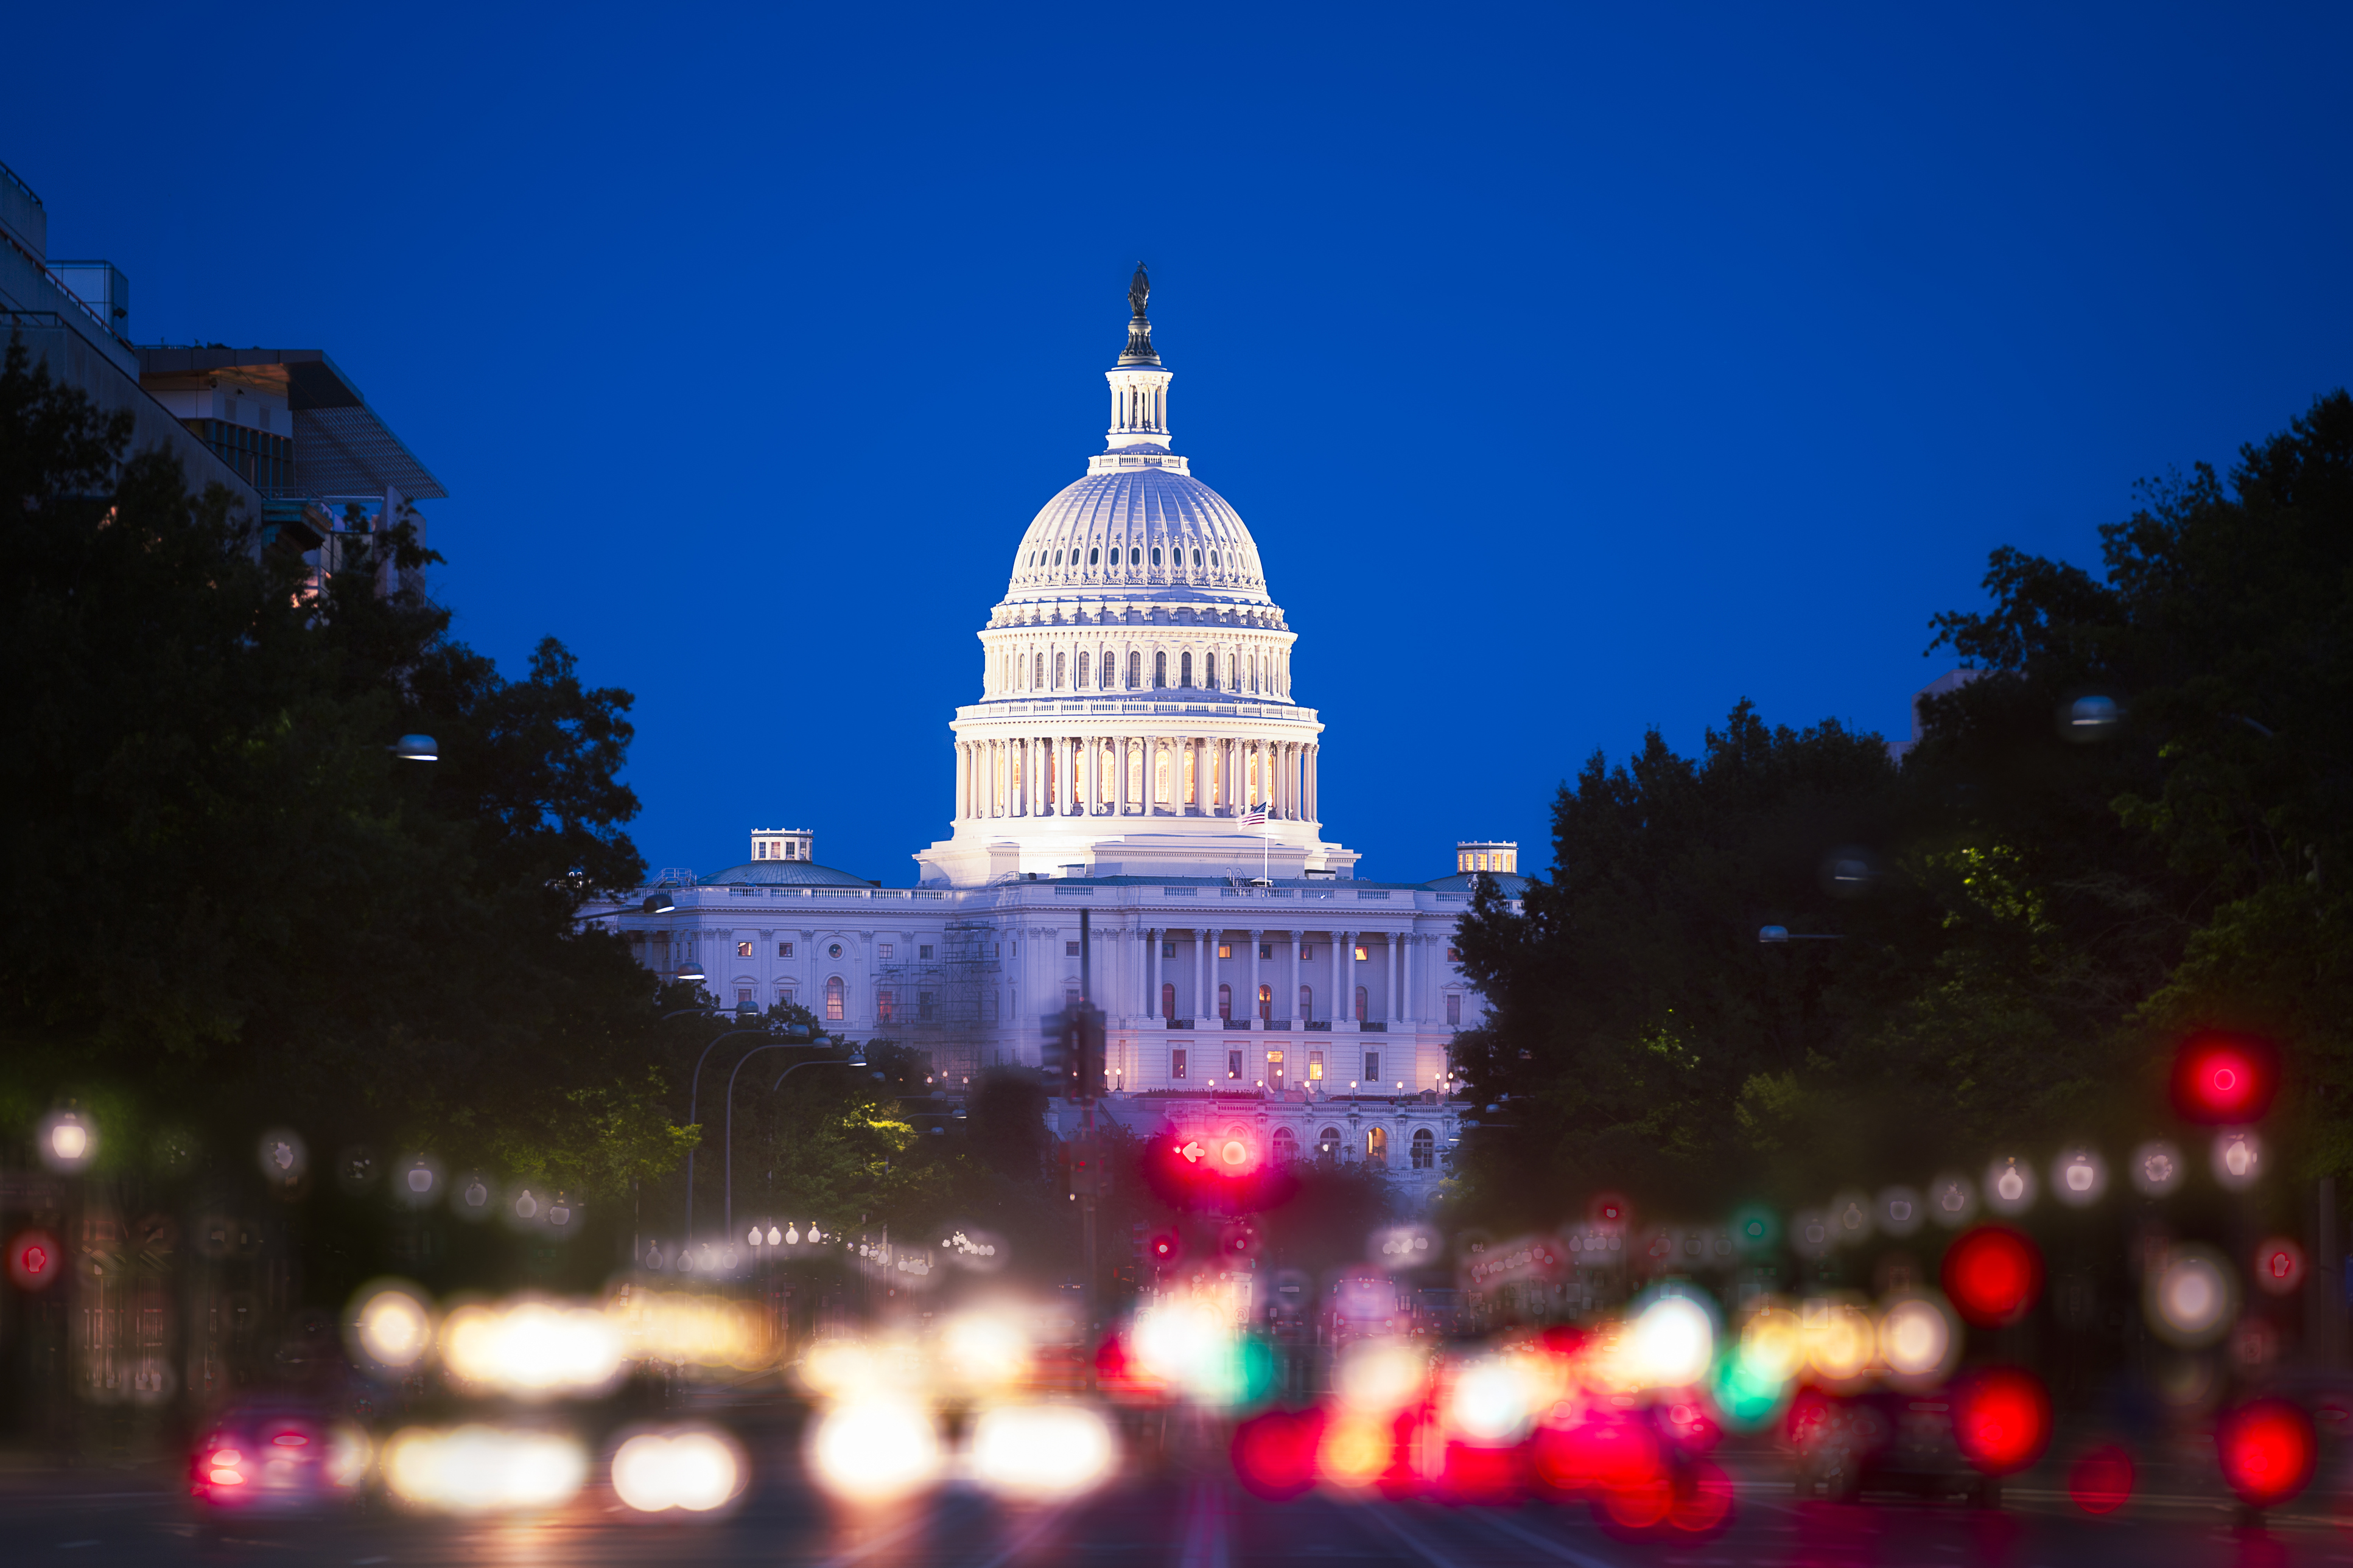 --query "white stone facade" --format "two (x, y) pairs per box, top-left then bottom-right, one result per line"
(606, 285), (1521, 1196)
